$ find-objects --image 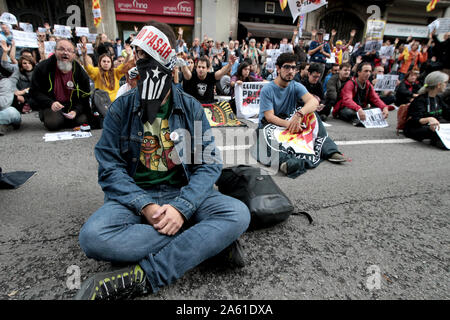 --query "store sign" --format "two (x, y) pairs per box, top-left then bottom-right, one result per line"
(384, 23), (429, 38)
(114, 0), (194, 17)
